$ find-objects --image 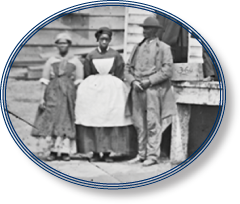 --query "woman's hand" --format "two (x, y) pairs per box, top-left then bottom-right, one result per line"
(39, 98), (46, 111)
